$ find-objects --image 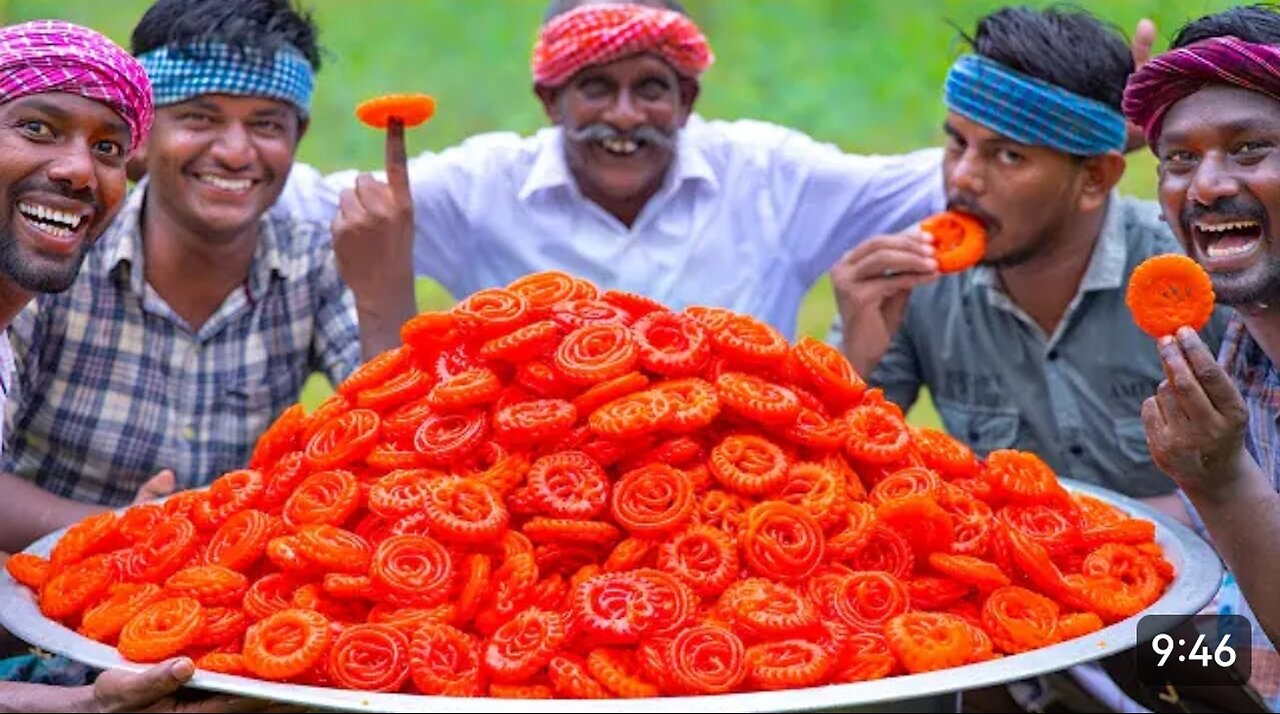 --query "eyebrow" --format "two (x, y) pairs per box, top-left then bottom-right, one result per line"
(1161, 117), (1280, 147)
(19, 97), (72, 121)
(19, 97), (129, 140)
(186, 98), (291, 118)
